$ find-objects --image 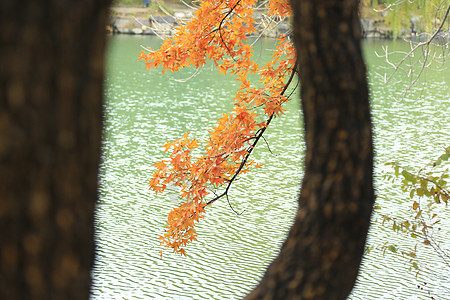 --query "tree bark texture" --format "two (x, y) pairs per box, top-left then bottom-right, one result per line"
(0, 0), (110, 298)
(247, 1), (374, 299)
